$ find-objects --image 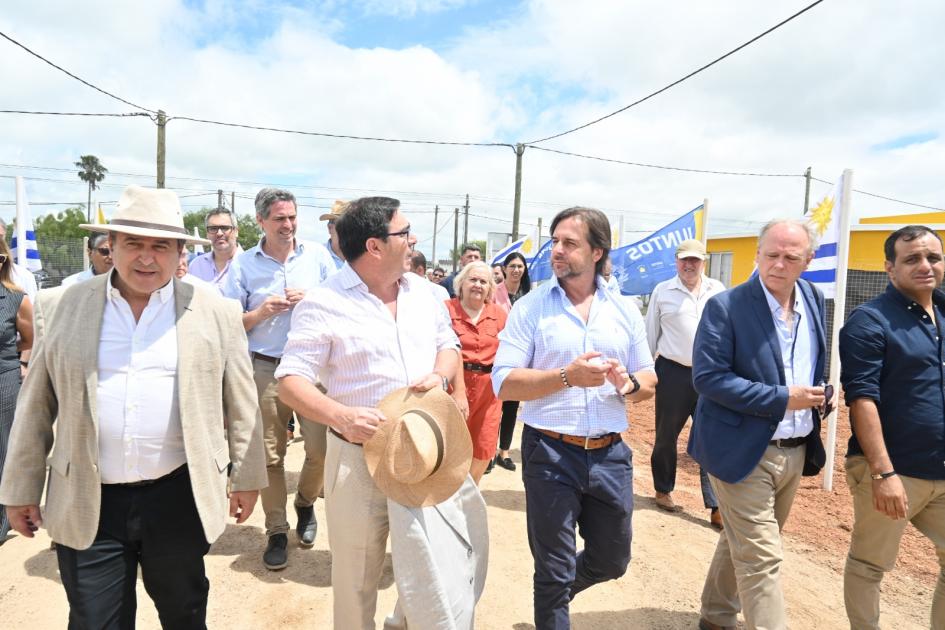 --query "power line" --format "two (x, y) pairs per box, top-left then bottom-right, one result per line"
(811, 177), (943, 212)
(0, 110), (151, 119)
(169, 115), (512, 148)
(0, 31), (156, 114)
(525, 0), (827, 145)
(526, 145), (801, 177)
